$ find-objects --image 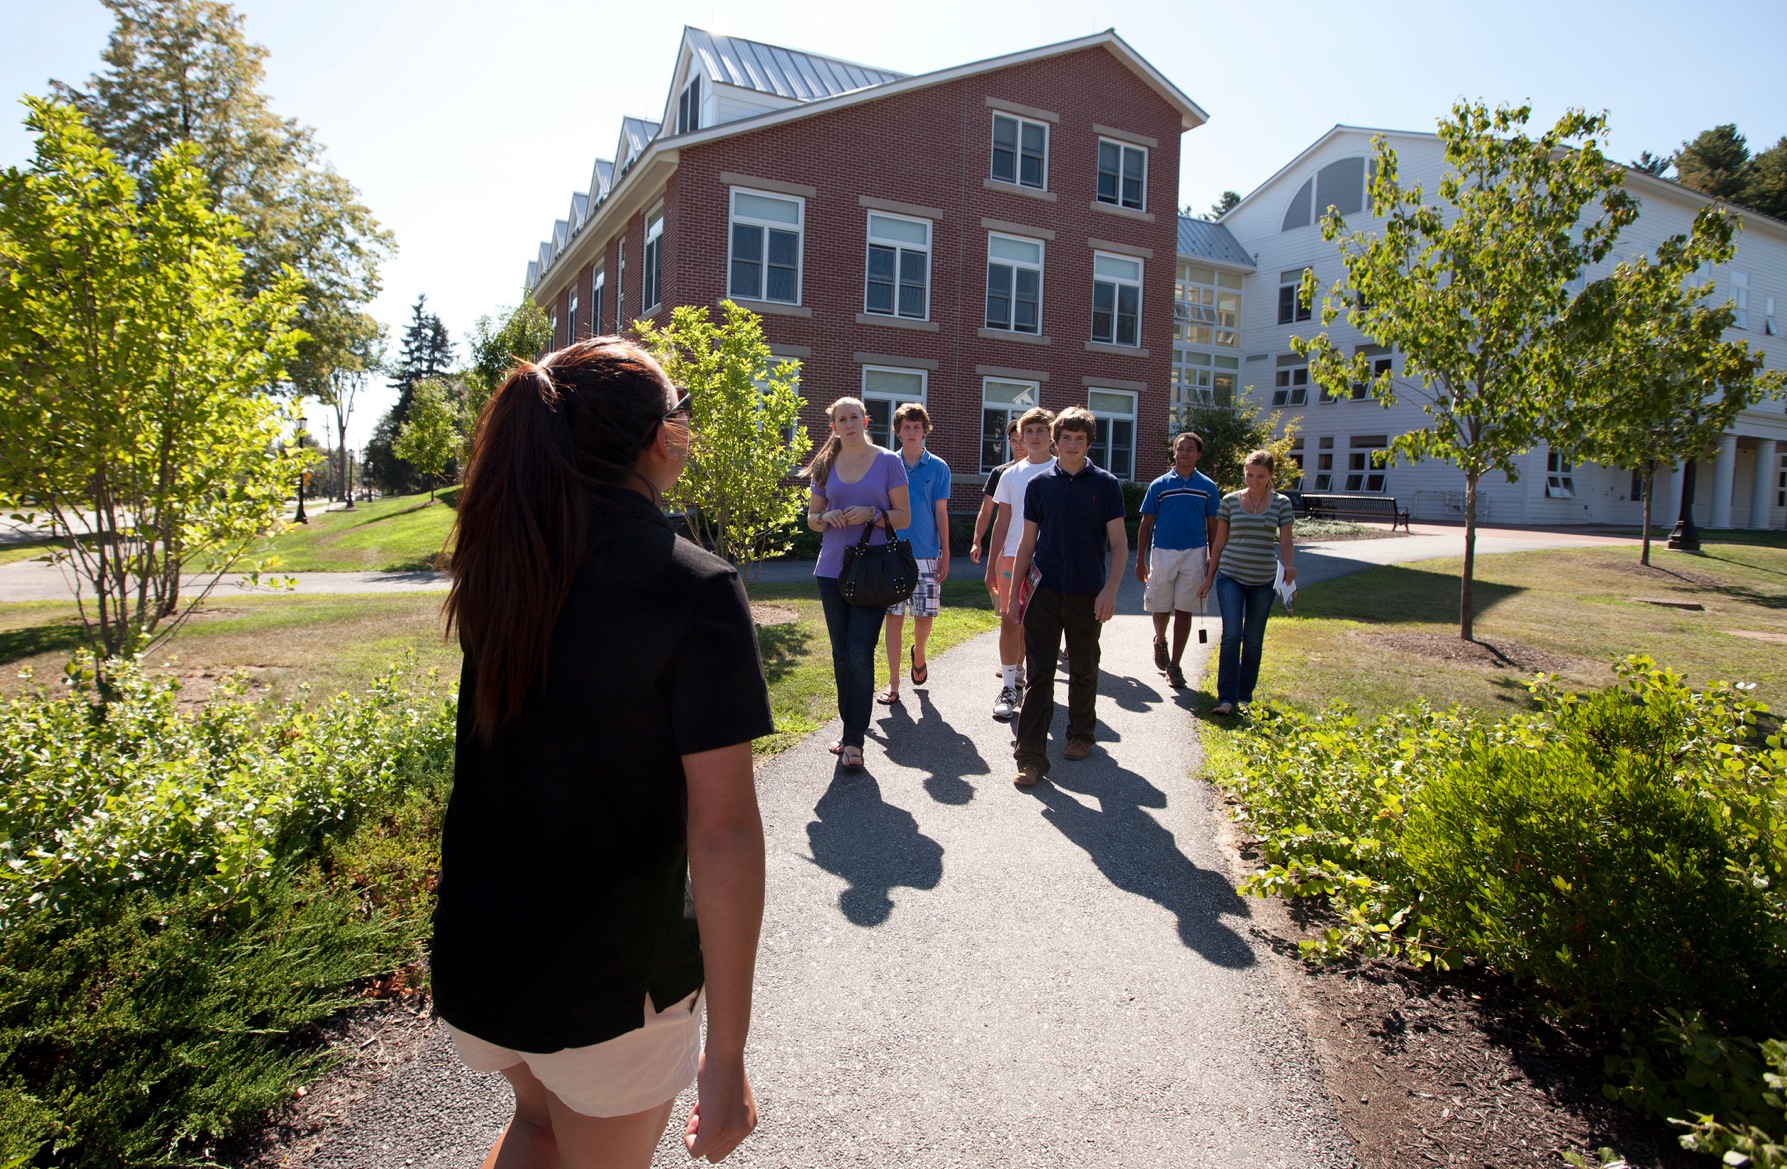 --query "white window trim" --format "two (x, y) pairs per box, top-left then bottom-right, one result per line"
(1095, 137), (1148, 212)
(1173, 263), (1241, 349)
(860, 365), (928, 450)
(643, 203), (665, 313)
(1278, 268), (1313, 326)
(1545, 451), (1576, 499)
(728, 186), (805, 306)
(549, 307), (559, 348)
(1091, 250), (1143, 348)
(1273, 361), (1310, 408)
(1733, 271), (1750, 330)
(989, 112), (1050, 191)
(615, 237), (625, 330)
(591, 263), (604, 334)
(1345, 437), (1389, 493)
(863, 210), (932, 321)
(980, 377), (1040, 472)
(1086, 387), (1139, 481)
(568, 286), (578, 343)
(985, 231), (1046, 335)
